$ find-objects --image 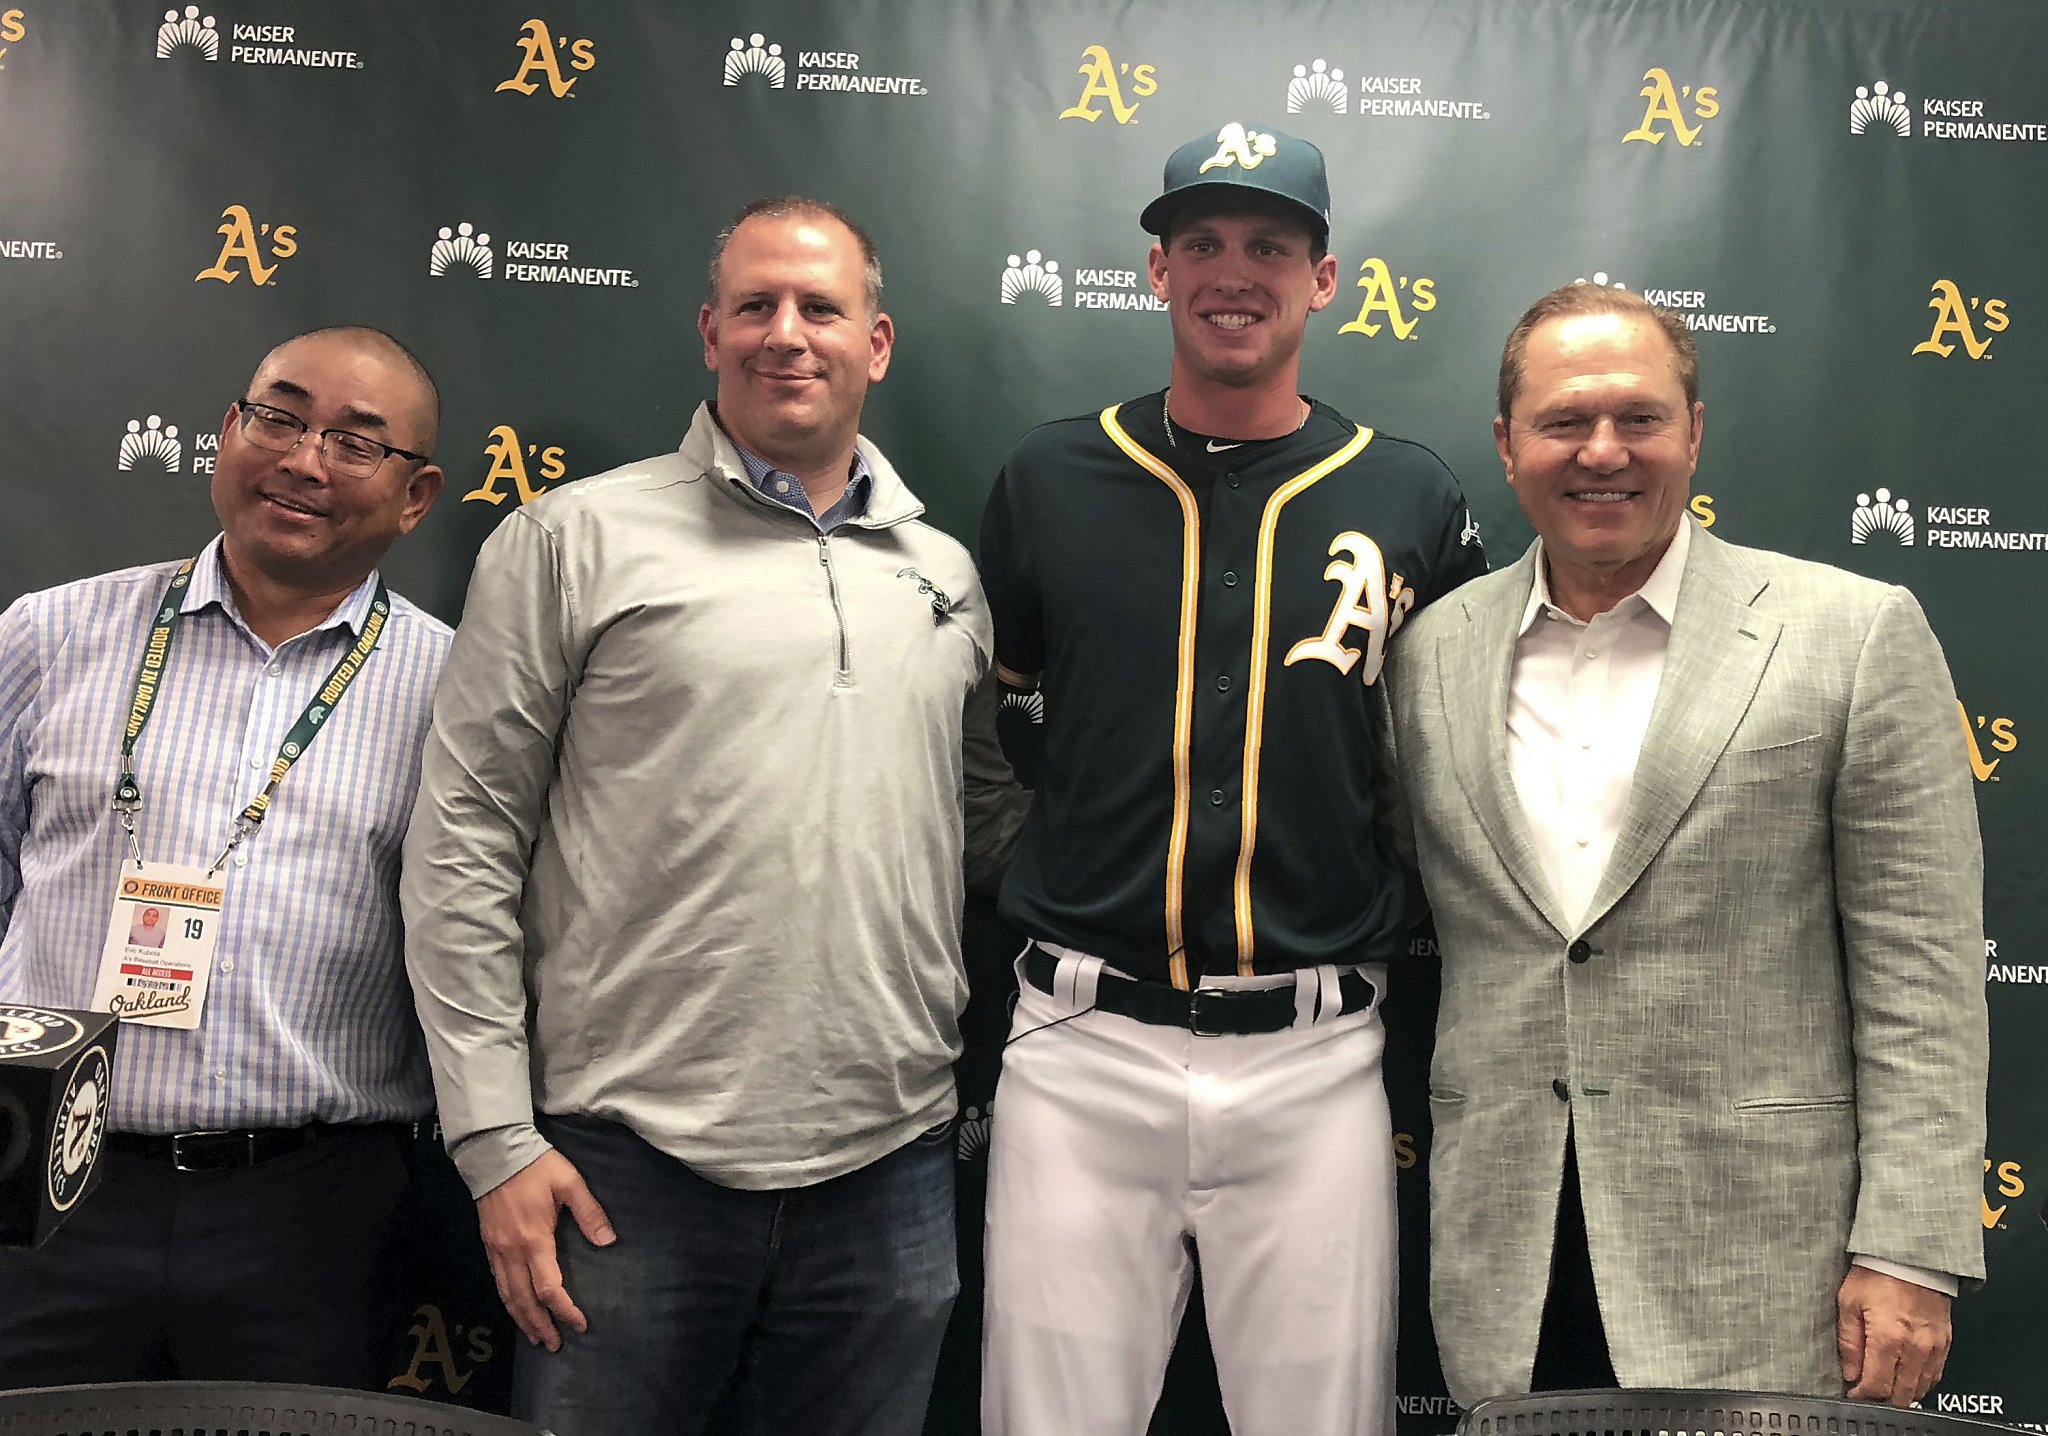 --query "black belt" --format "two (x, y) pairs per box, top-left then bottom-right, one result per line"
(1024, 945), (1376, 1036)
(106, 1122), (407, 1174)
